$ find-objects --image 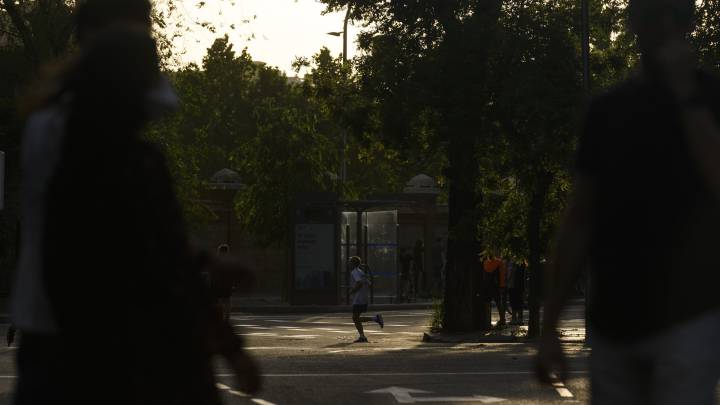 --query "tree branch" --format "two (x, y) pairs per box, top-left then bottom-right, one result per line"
(0, 28), (21, 39)
(1, 0), (39, 65)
